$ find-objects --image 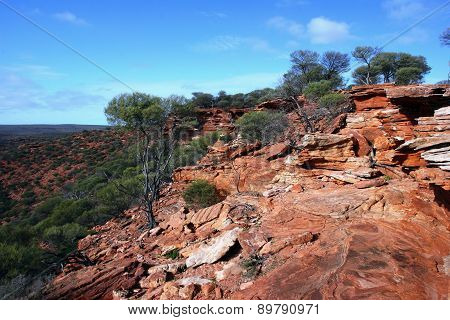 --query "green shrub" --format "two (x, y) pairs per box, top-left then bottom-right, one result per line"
(173, 131), (220, 167)
(42, 223), (87, 250)
(0, 243), (43, 279)
(75, 206), (112, 227)
(189, 131), (220, 152)
(219, 133), (233, 143)
(0, 186), (14, 215)
(95, 176), (141, 214)
(318, 93), (347, 109)
(241, 254), (264, 279)
(163, 248), (180, 260)
(0, 223), (35, 246)
(235, 111), (288, 145)
(183, 180), (219, 209)
(21, 190), (36, 206)
(34, 199), (93, 233)
(29, 197), (63, 224)
(303, 80), (334, 101)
